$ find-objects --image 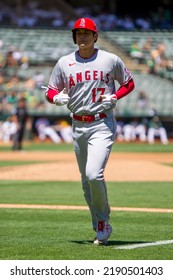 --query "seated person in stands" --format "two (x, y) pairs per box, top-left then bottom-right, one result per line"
(52, 119), (73, 144)
(129, 41), (144, 63)
(147, 116), (169, 145)
(123, 118), (147, 142)
(35, 117), (61, 143)
(149, 43), (169, 75)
